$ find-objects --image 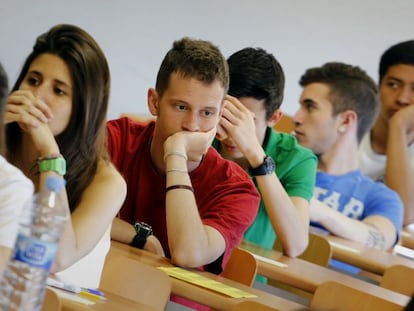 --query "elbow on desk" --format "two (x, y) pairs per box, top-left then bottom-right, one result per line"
(170, 248), (207, 268)
(282, 235), (309, 258)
